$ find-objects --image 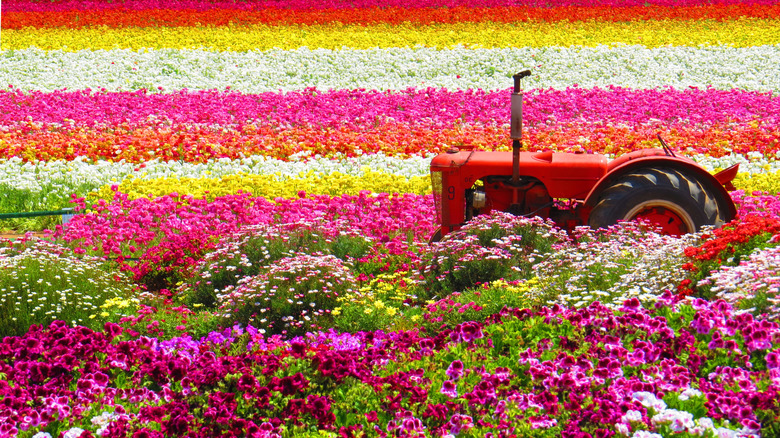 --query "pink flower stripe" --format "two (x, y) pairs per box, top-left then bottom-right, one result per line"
(732, 191), (780, 220)
(41, 189), (780, 290)
(49, 191), (436, 280)
(4, 0), (775, 13)
(4, 87), (776, 128)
